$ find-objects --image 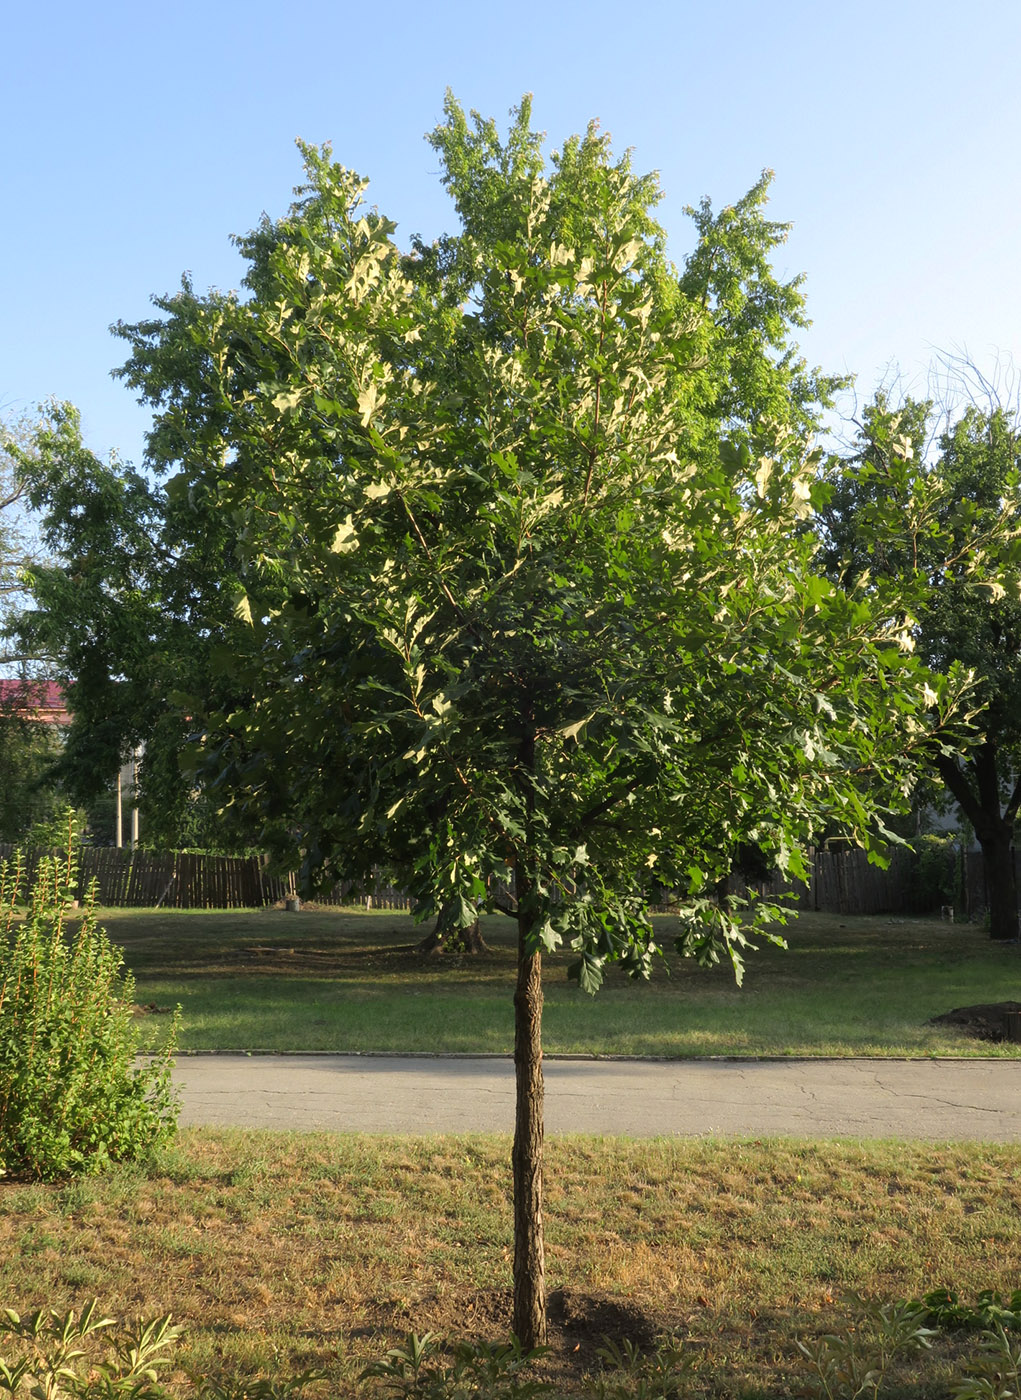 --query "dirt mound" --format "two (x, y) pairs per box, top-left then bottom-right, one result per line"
(928, 1001), (1021, 1042)
(547, 1286), (663, 1358)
